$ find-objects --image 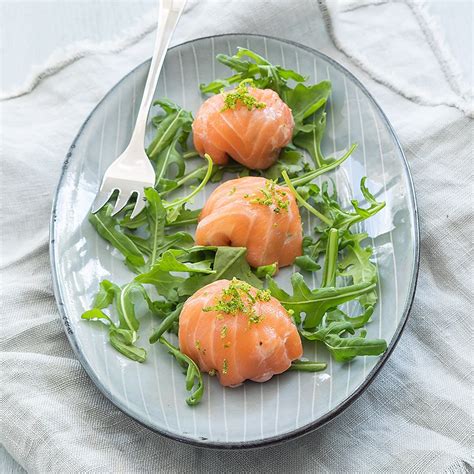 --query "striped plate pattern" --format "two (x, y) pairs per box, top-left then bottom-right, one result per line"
(50, 34), (419, 448)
